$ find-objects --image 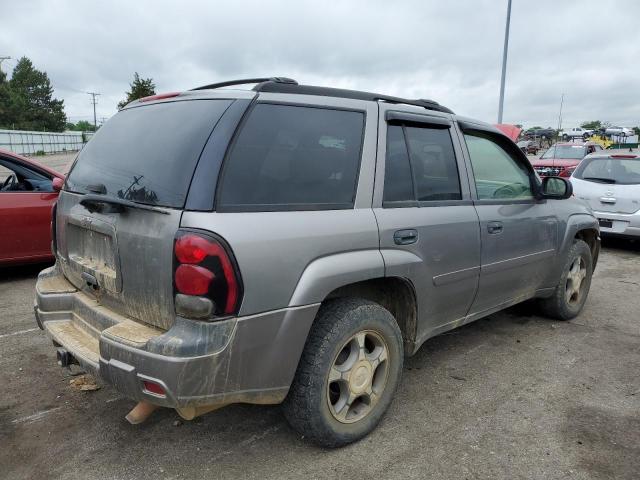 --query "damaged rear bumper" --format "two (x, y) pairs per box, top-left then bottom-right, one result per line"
(34, 265), (319, 410)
